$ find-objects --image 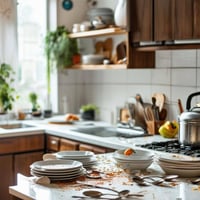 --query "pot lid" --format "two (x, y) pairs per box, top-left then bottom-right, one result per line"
(179, 110), (200, 121)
